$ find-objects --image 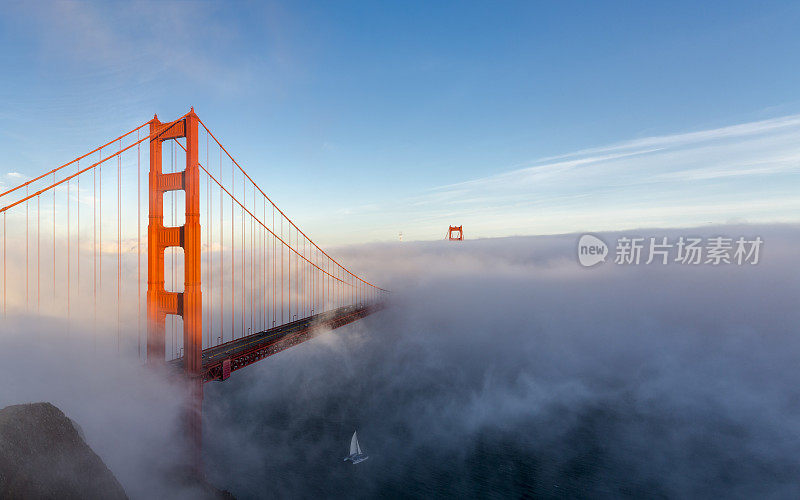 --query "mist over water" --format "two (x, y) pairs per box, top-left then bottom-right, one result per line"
(0, 225), (797, 498)
(203, 224), (800, 498)
(0, 316), (199, 498)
